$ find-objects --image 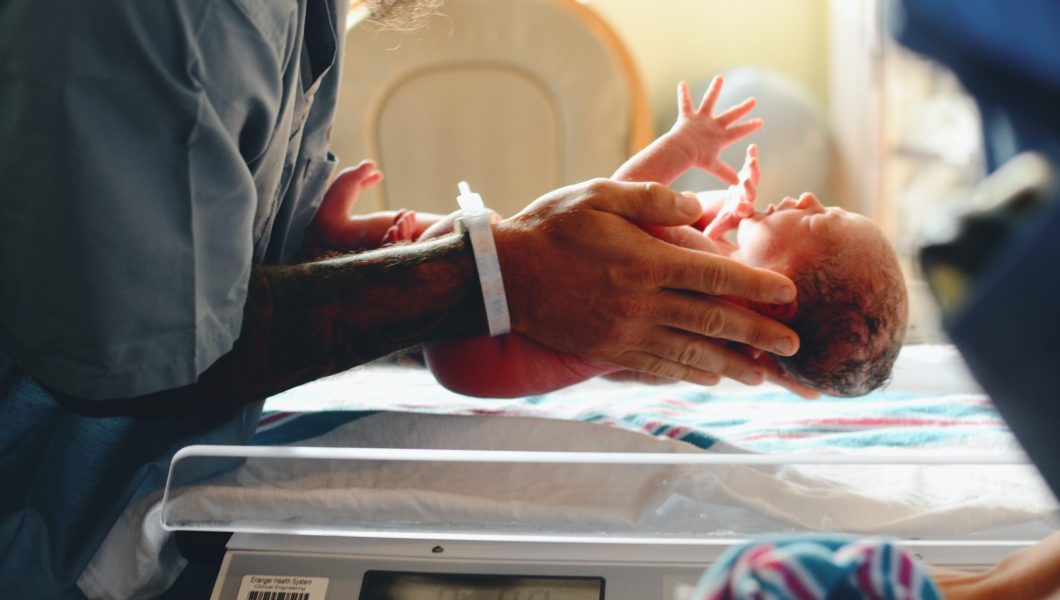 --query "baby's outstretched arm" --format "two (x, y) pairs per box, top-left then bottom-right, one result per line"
(612, 76), (762, 186)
